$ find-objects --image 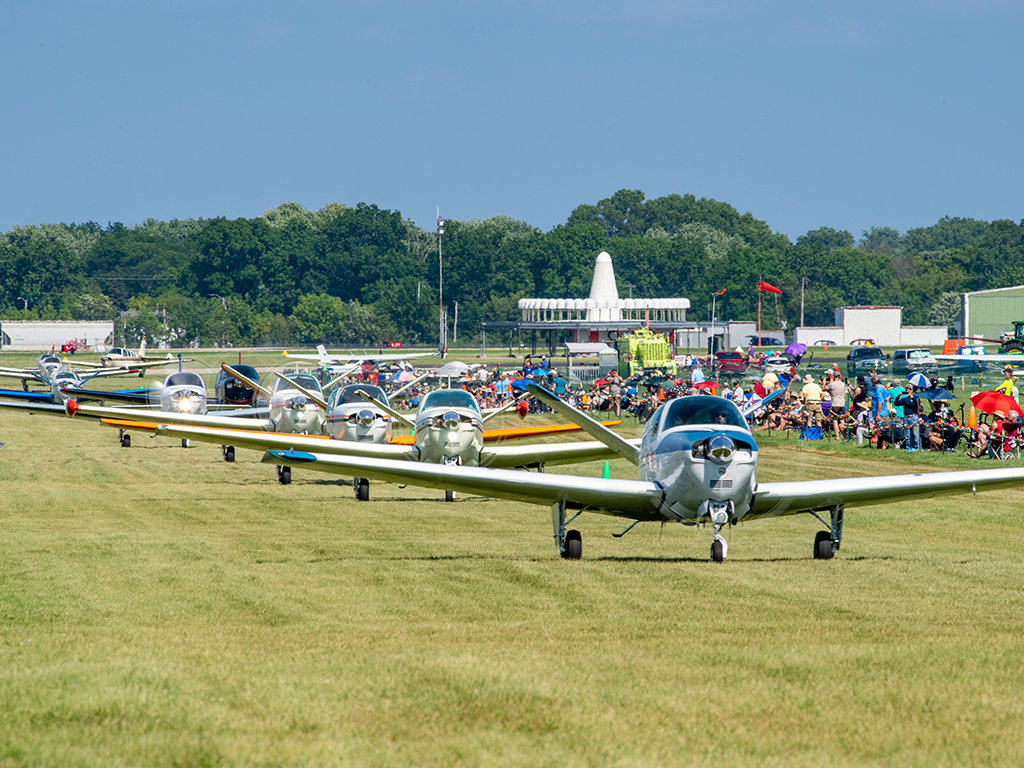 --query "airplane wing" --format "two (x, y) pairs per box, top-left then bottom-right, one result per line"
(0, 369), (46, 385)
(0, 389), (57, 404)
(281, 349), (433, 363)
(271, 371), (329, 409)
(222, 364), (273, 400)
(61, 402), (276, 430)
(526, 383), (641, 466)
(77, 368), (146, 381)
(264, 450), (666, 519)
(101, 420), (415, 460)
(354, 391), (416, 429)
(0, 400), (68, 415)
(267, 449), (1024, 524)
(480, 438), (641, 469)
(750, 468), (1024, 519)
(60, 386), (160, 405)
